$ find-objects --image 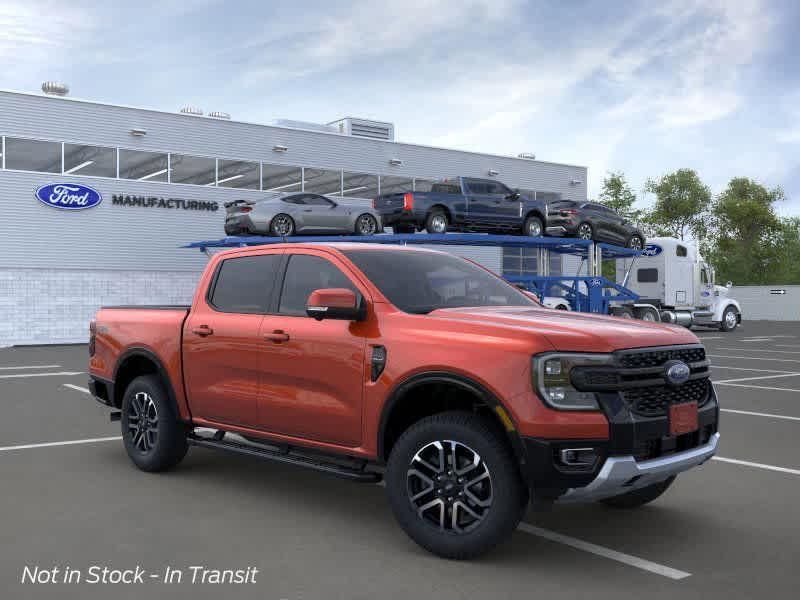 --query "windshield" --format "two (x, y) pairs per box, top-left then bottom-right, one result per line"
(342, 249), (538, 314)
